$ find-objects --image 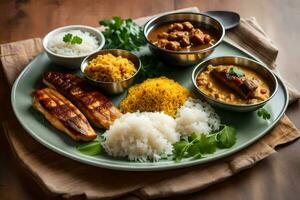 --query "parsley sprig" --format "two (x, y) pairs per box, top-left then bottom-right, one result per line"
(228, 66), (245, 77)
(77, 140), (102, 156)
(257, 107), (271, 120)
(99, 16), (146, 51)
(63, 33), (83, 45)
(173, 125), (237, 161)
